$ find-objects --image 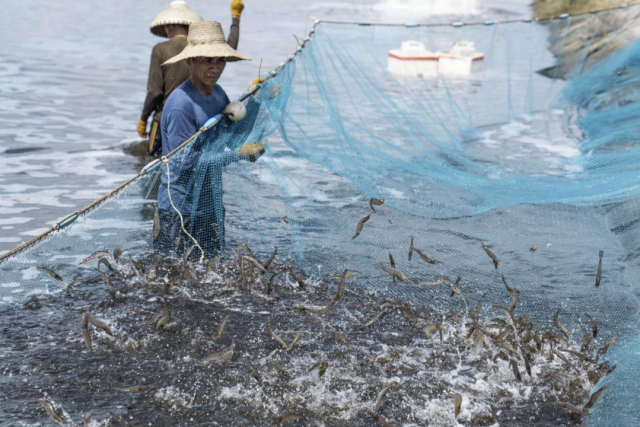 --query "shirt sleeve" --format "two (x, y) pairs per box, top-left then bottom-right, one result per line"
(165, 109), (240, 166)
(221, 87), (231, 105)
(164, 109), (198, 153)
(227, 17), (240, 50)
(141, 45), (164, 122)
